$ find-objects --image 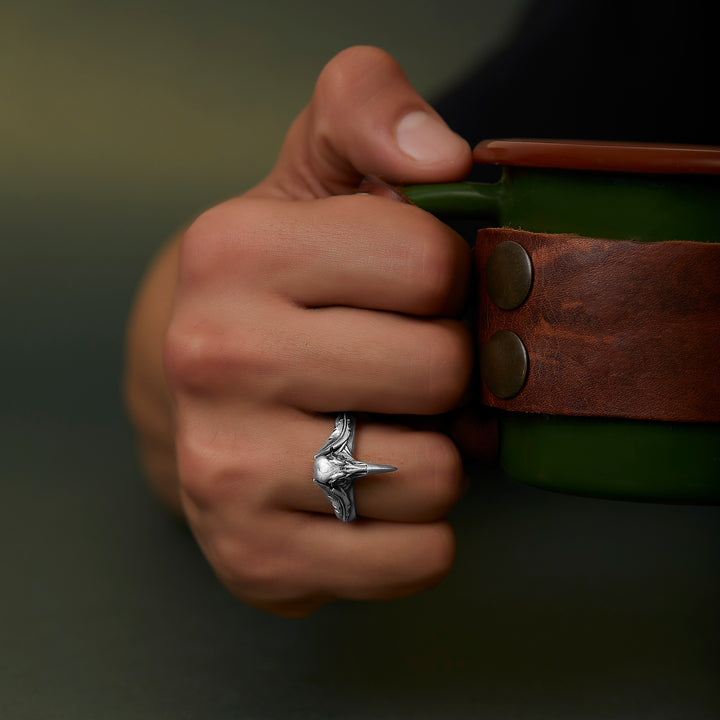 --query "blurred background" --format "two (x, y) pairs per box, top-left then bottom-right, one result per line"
(2, 1), (719, 718)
